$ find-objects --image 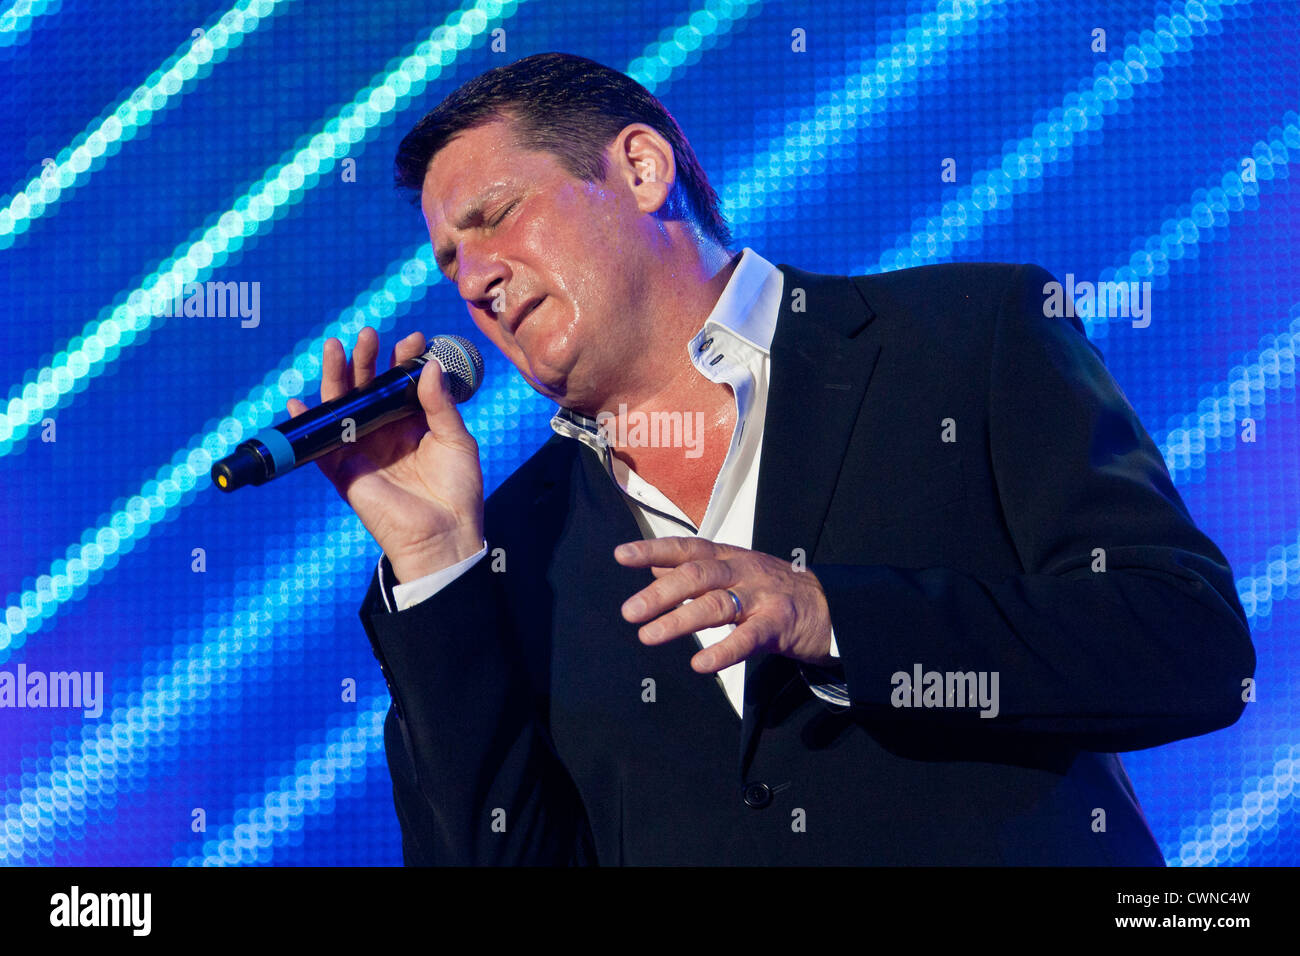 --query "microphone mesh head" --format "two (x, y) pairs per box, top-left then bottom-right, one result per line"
(425, 335), (485, 403)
